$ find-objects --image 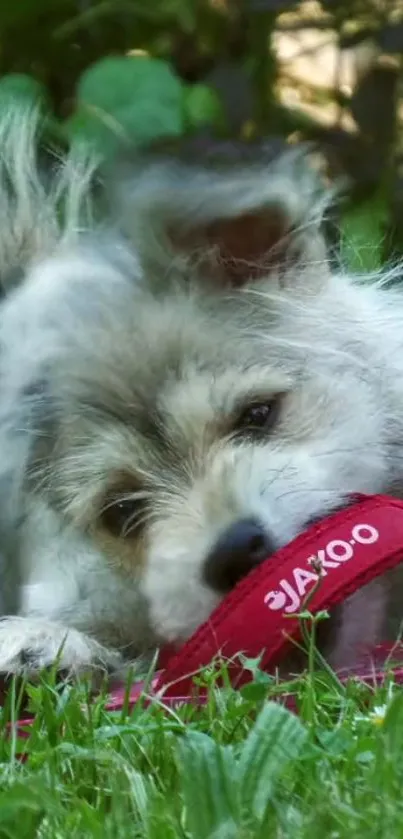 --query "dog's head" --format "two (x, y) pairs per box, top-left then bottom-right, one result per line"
(11, 149), (391, 645)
